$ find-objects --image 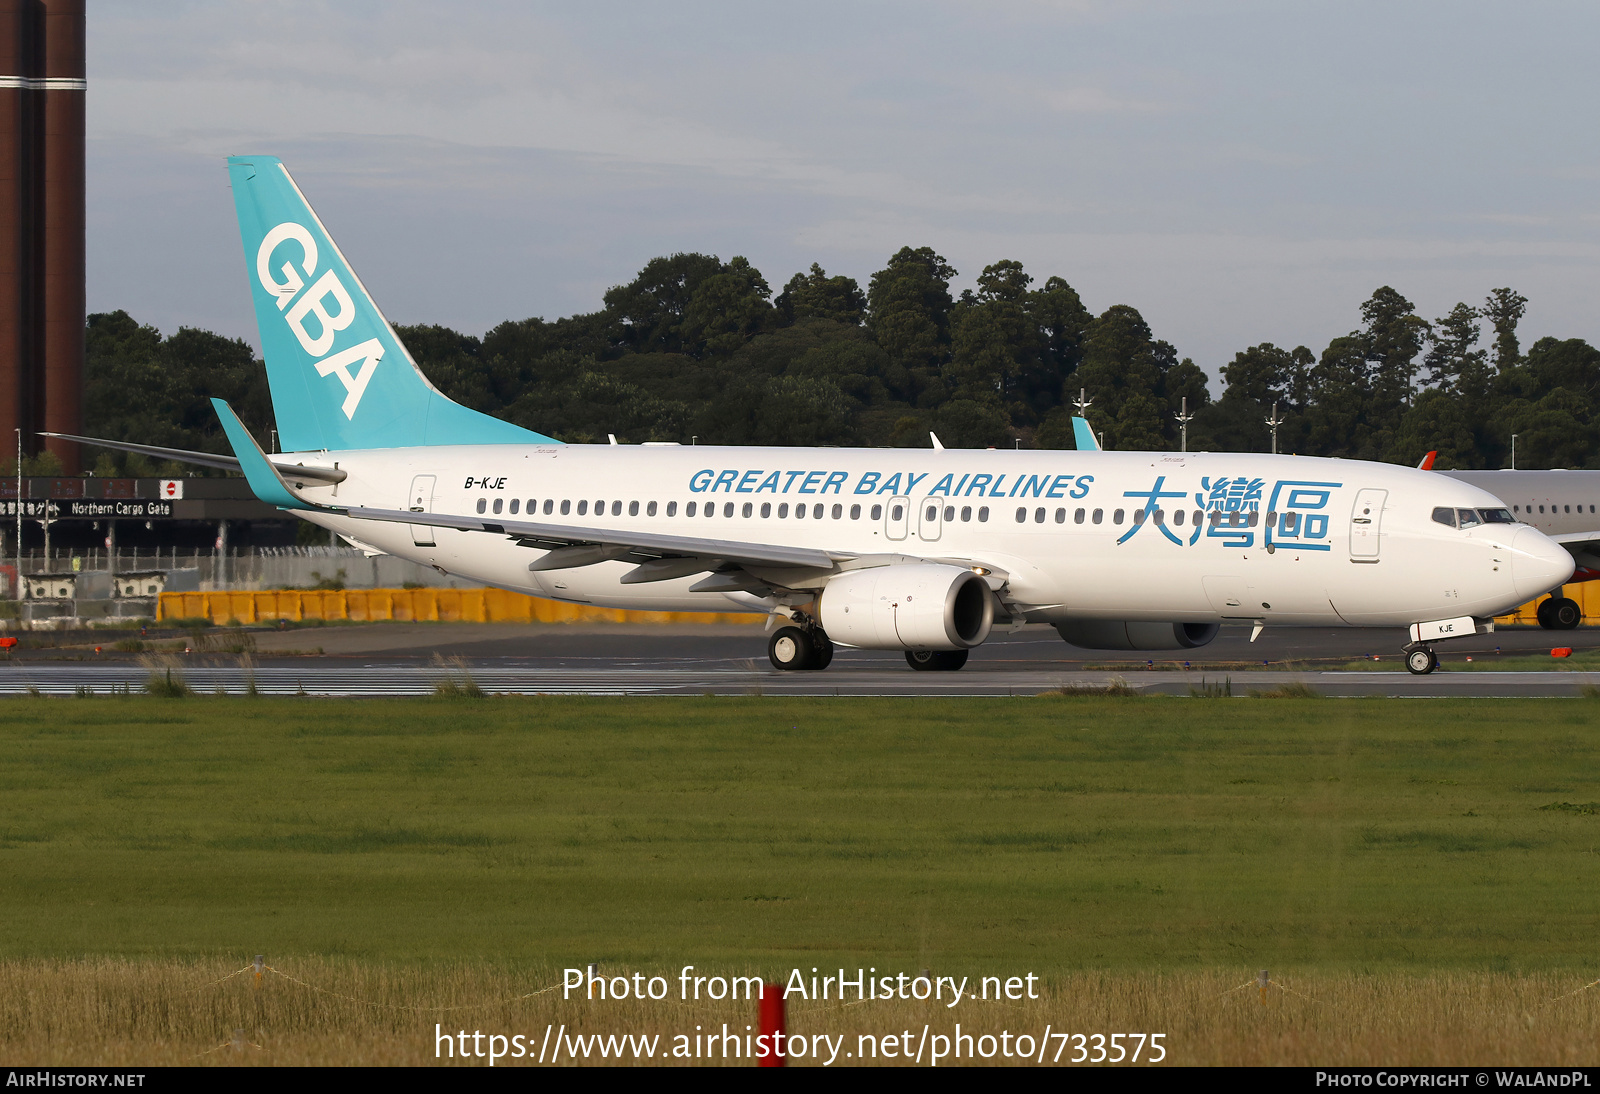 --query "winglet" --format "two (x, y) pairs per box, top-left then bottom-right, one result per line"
(929, 432), (945, 451)
(211, 398), (323, 511)
(1417, 450), (1437, 471)
(1072, 416), (1101, 451)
